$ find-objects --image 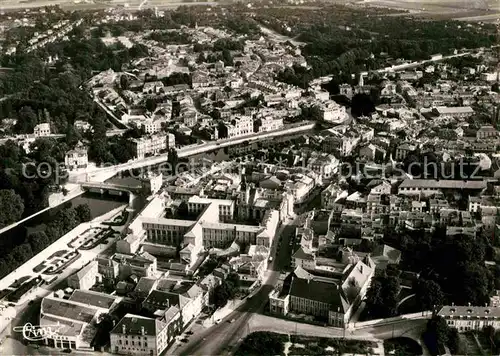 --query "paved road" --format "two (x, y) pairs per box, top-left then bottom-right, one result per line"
(85, 122), (315, 182)
(247, 313), (428, 341)
(171, 217), (299, 356)
(170, 212), (431, 355)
